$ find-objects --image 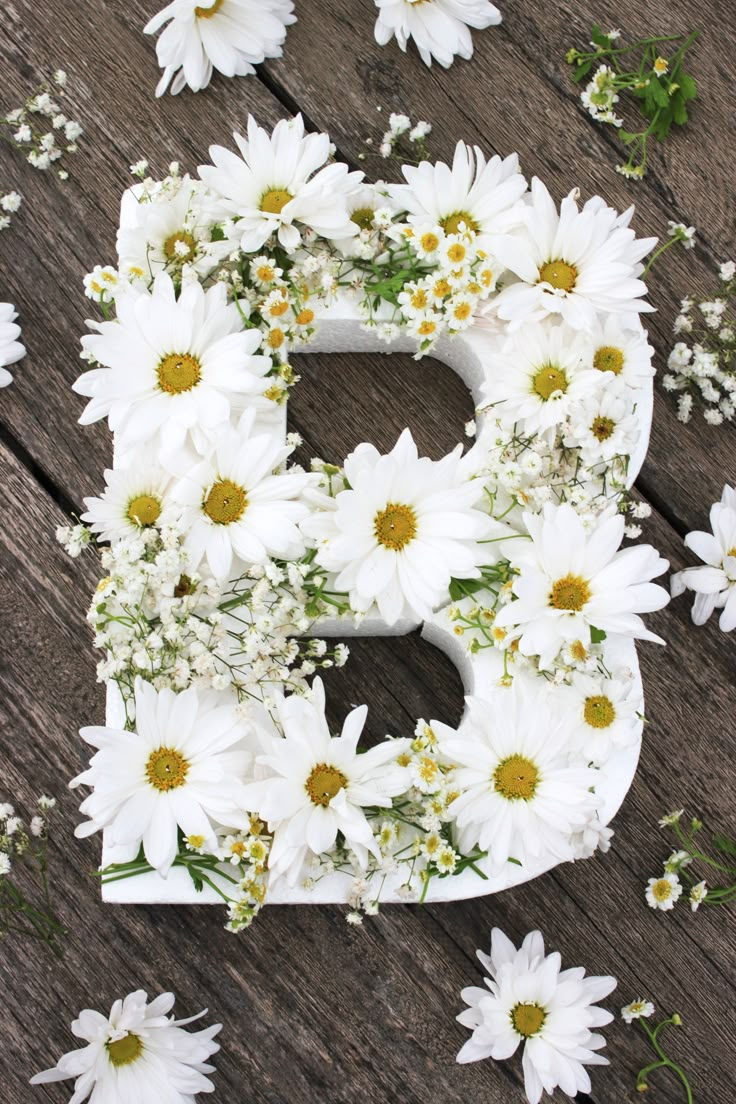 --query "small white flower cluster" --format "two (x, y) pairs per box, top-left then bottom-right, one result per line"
(0, 190), (22, 232)
(211, 819), (271, 932)
(378, 111), (432, 158)
(645, 810), (714, 915)
(2, 71), (82, 181)
(581, 65), (623, 127)
(0, 796), (62, 954)
(663, 260), (736, 424)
